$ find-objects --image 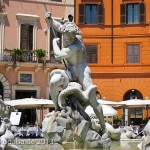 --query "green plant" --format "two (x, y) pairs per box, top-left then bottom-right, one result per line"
(113, 117), (122, 125)
(34, 49), (46, 59)
(11, 48), (25, 62)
